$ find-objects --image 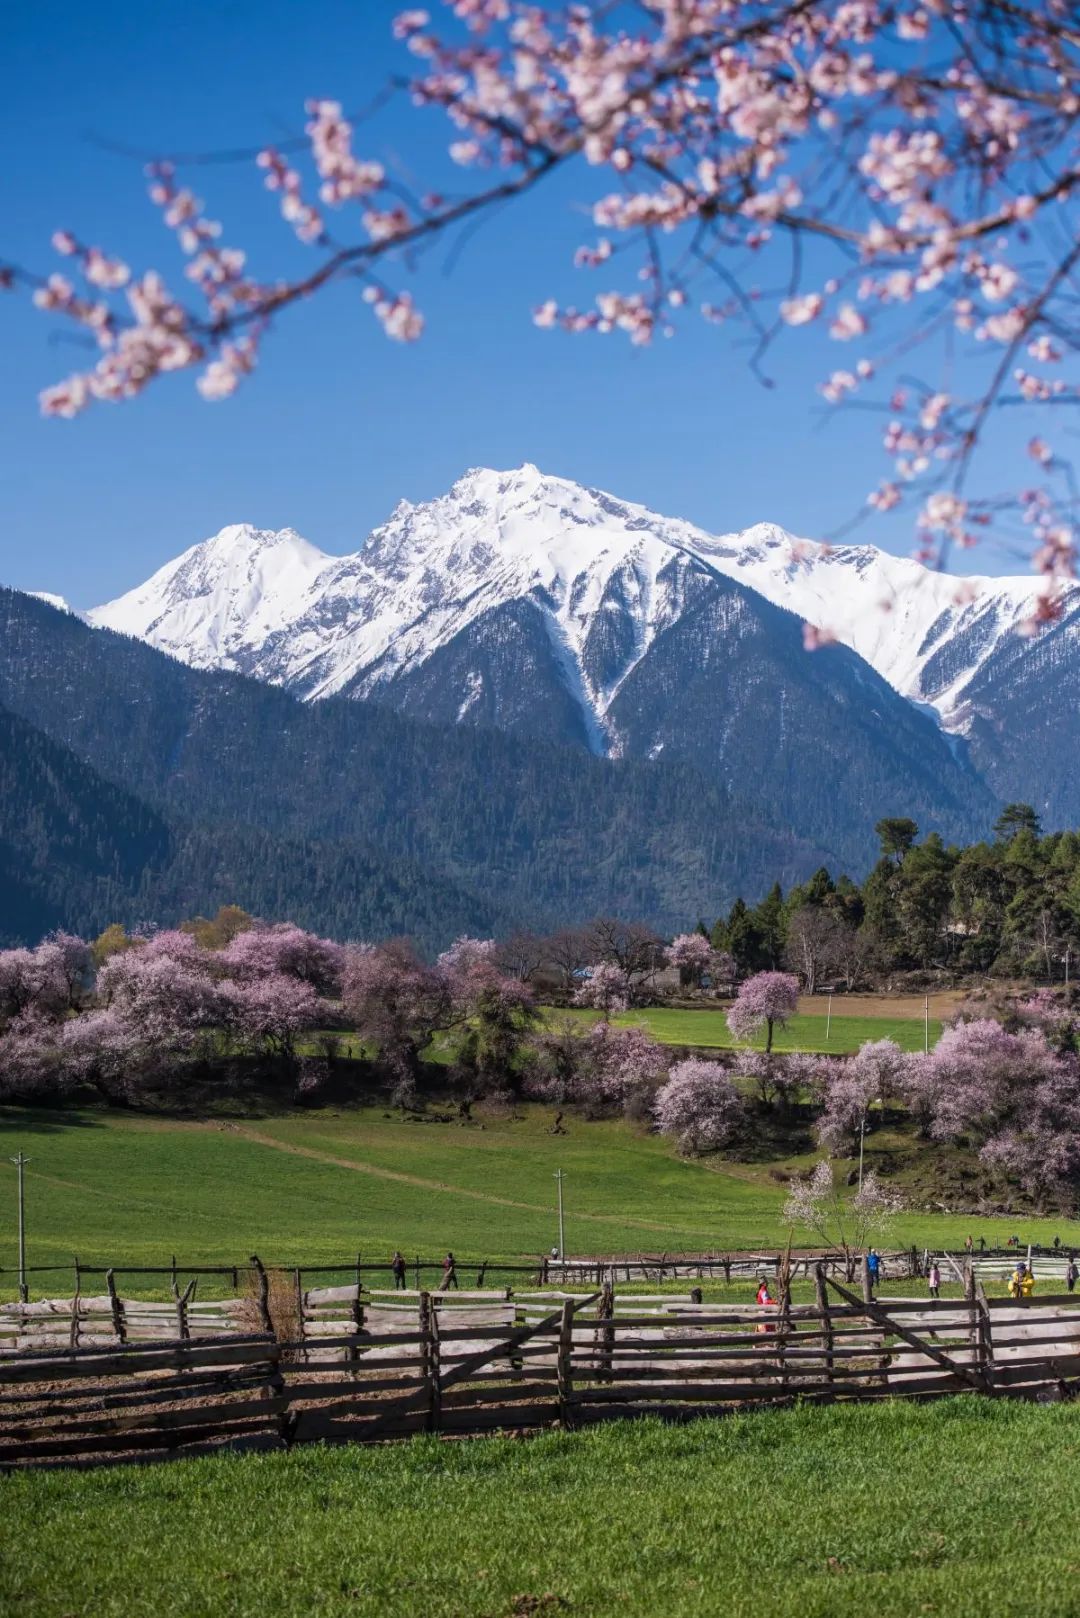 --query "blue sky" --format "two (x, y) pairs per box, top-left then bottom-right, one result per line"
(2, 0), (1038, 607)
